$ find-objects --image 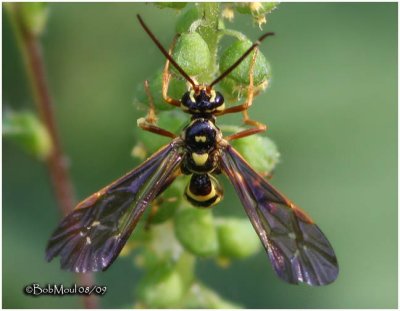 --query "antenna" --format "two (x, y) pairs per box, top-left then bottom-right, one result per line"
(137, 15), (197, 89)
(209, 32), (275, 88)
